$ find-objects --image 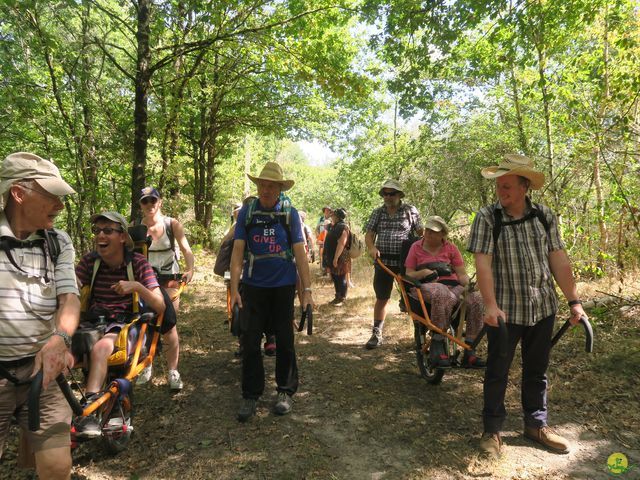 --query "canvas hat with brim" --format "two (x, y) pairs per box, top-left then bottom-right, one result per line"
(333, 208), (347, 221)
(379, 179), (405, 198)
(0, 152), (75, 205)
(247, 162), (294, 191)
(90, 211), (134, 248)
(424, 215), (449, 235)
(481, 154), (545, 190)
